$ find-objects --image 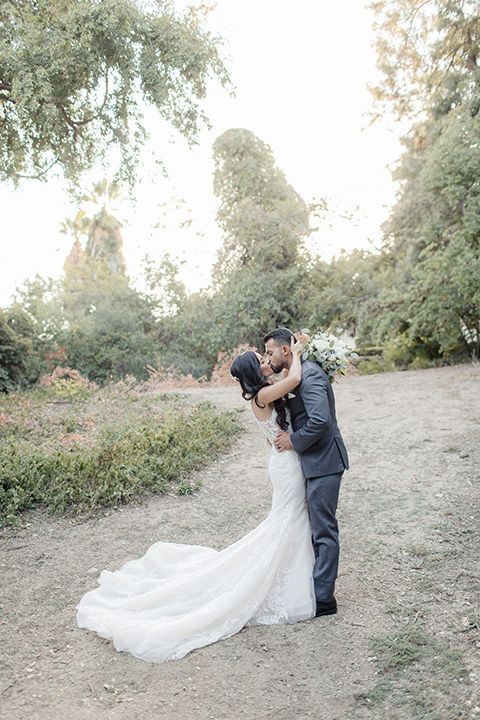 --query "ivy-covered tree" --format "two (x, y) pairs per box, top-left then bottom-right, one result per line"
(212, 129), (313, 282)
(149, 130), (319, 376)
(0, 0), (230, 188)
